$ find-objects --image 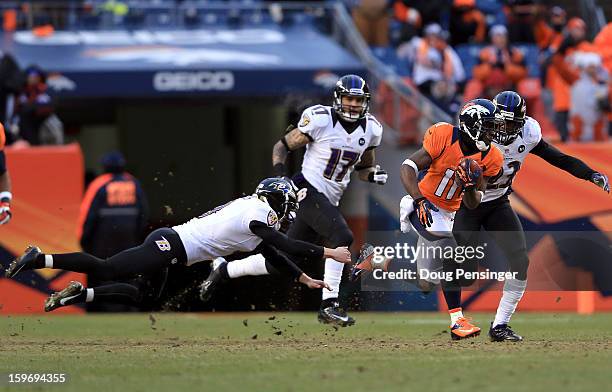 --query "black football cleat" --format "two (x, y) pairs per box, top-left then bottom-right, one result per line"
(489, 322), (523, 342)
(5, 246), (41, 279)
(199, 258), (228, 302)
(318, 299), (355, 327)
(45, 281), (85, 312)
